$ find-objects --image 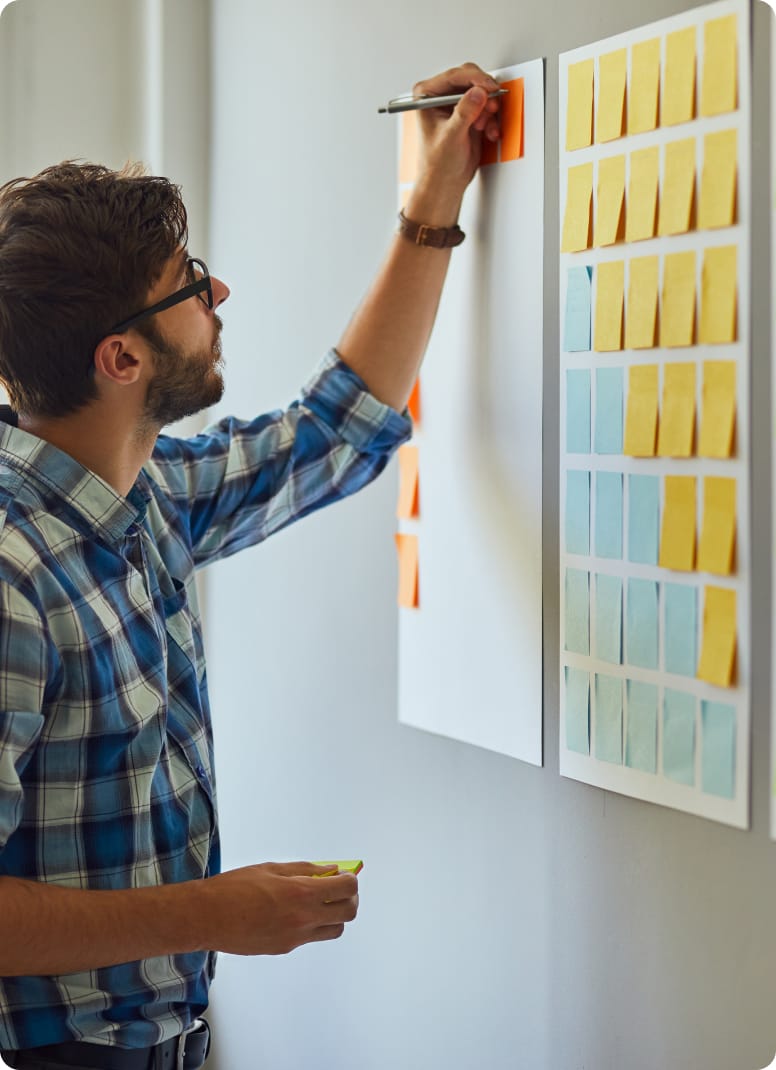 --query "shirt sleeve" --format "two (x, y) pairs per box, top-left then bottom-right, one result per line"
(146, 349), (413, 568)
